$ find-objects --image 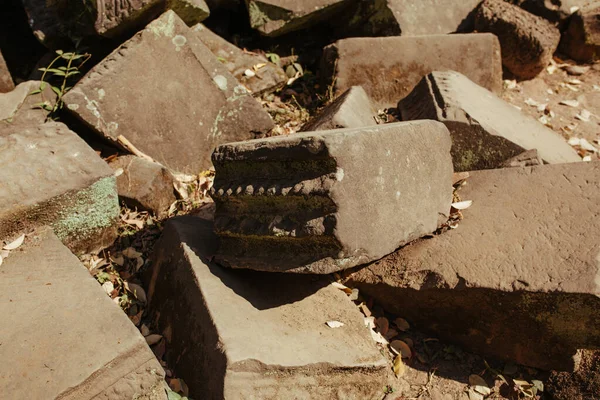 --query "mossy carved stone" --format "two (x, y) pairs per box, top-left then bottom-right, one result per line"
(210, 122), (454, 274)
(0, 122), (119, 253)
